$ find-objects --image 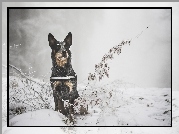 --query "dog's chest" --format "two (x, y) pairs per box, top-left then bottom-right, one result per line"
(52, 66), (69, 77)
